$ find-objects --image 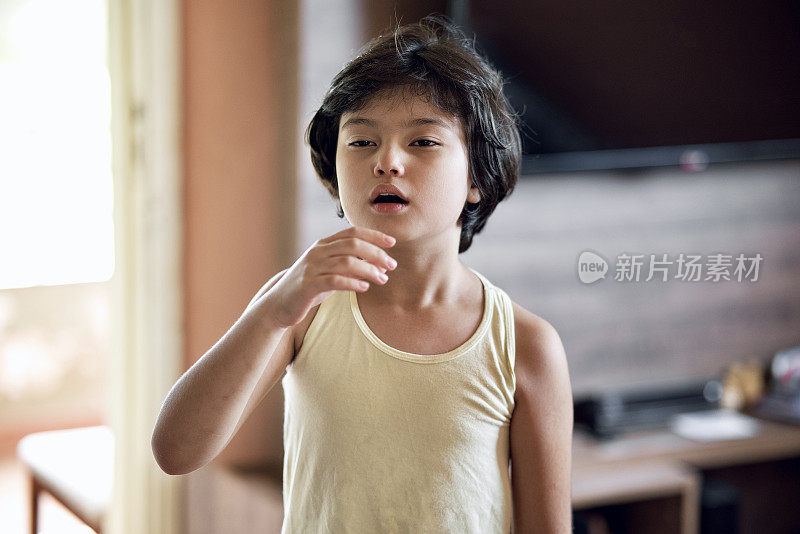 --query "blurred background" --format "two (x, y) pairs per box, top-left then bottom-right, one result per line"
(0, 0), (799, 533)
